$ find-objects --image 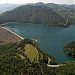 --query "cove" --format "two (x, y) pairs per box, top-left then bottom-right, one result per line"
(4, 22), (75, 63)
